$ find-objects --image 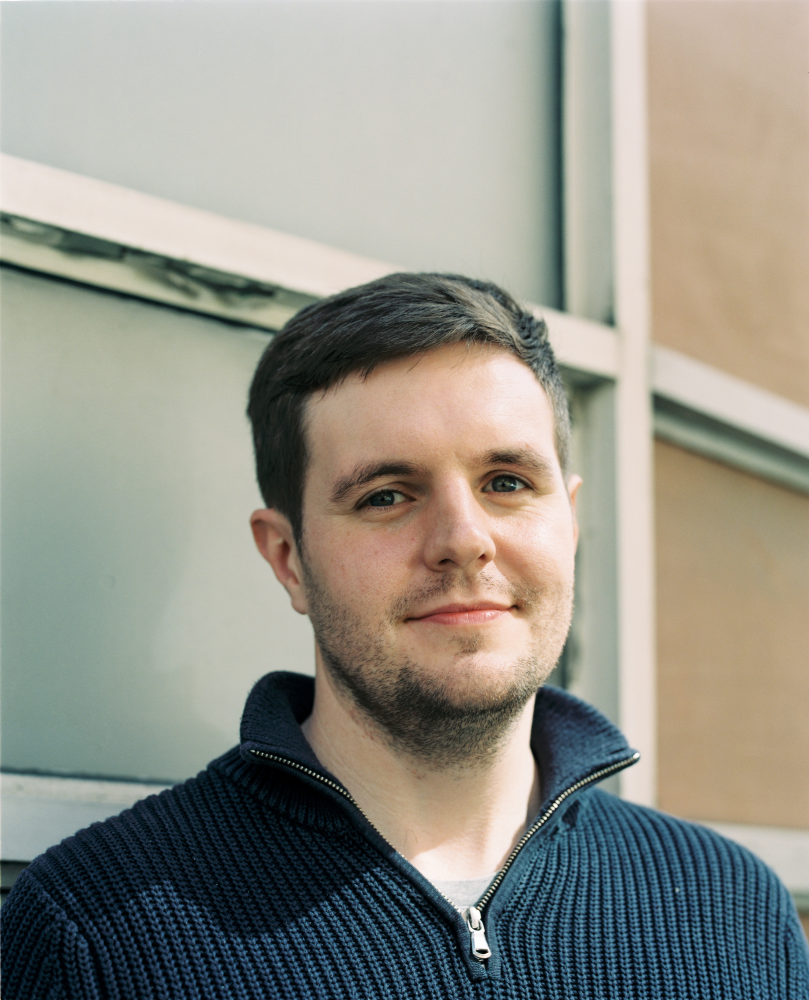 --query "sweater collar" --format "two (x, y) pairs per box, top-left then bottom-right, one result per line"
(239, 671), (638, 810)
